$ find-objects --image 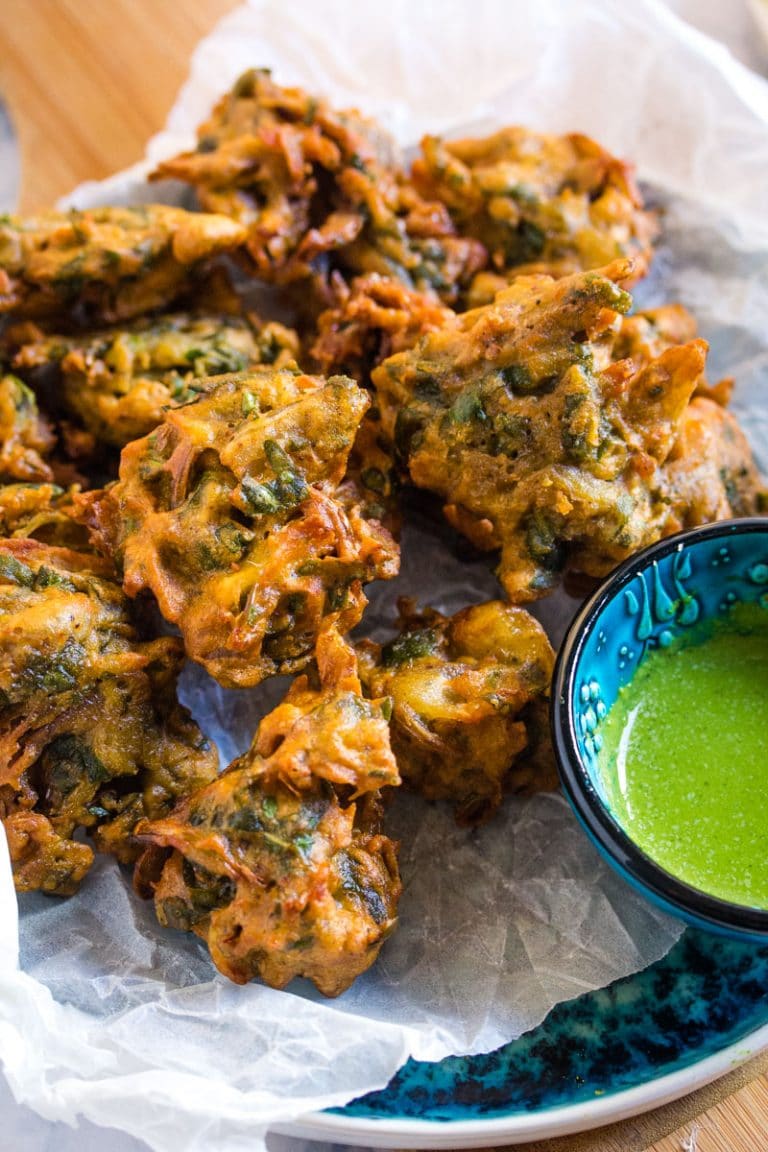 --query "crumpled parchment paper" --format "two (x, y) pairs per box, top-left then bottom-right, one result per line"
(2, 1), (768, 1149)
